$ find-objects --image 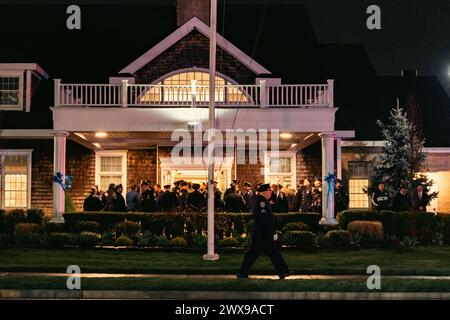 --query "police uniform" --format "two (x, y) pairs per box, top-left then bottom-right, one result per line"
(158, 185), (179, 211)
(243, 182), (256, 213)
(334, 182), (349, 215)
(311, 186), (322, 213)
(140, 180), (157, 212)
(187, 184), (206, 211)
(237, 184), (290, 279)
(294, 185), (313, 212)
